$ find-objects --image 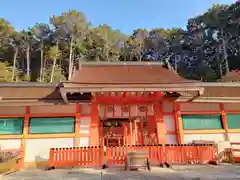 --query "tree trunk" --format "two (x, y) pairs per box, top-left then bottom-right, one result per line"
(164, 53), (174, 71)
(39, 40), (44, 82)
(68, 36), (74, 80)
(26, 44), (30, 77)
(221, 29), (229, 74)
(174, 54), (177, 72)
(50, 42), (59, 83)
(12, 47), (18, 81)
(21, 57), (25, 72)
(50, 57), (57, 83)
(96, 51), (100, 61)
(216, 44), (223, 78)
